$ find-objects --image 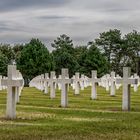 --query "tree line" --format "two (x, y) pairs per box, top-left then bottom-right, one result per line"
(0, 29), (140, 85)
